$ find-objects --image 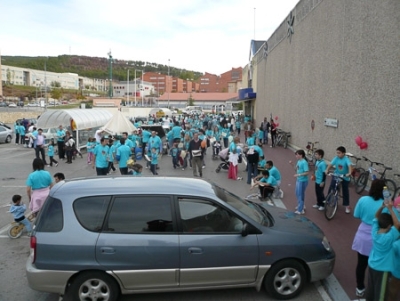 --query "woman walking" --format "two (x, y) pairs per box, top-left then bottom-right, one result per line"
(289, 150), (309, 214)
